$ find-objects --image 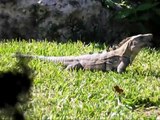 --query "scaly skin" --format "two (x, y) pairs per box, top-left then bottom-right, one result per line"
(13, 33), (152, 73)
